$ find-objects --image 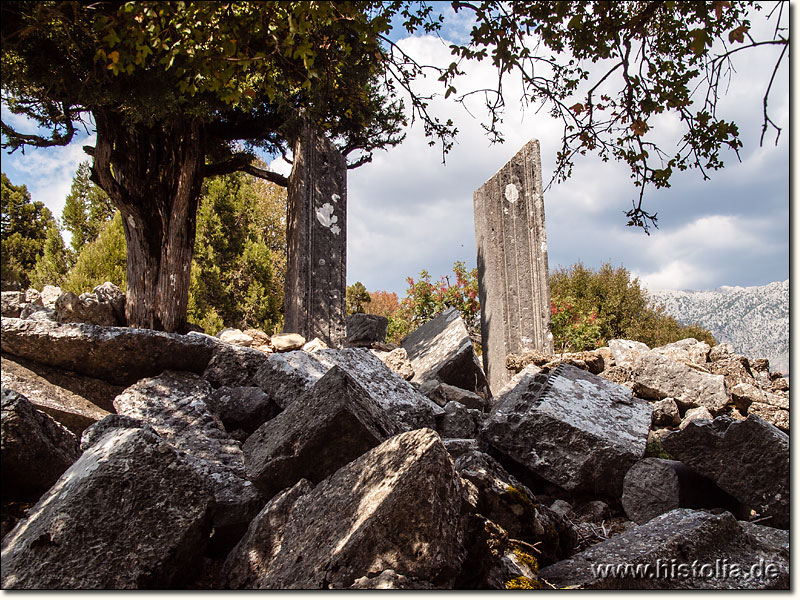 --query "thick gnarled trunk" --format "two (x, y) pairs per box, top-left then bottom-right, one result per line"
(91, 110), (204, 332)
